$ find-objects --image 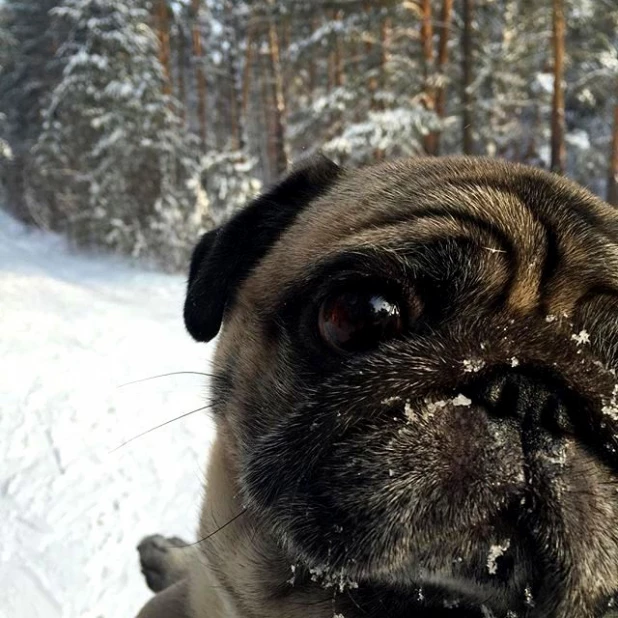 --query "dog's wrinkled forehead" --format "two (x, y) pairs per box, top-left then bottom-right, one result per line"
(245, 158), (618, 316)
(184, 155), (618, 343)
